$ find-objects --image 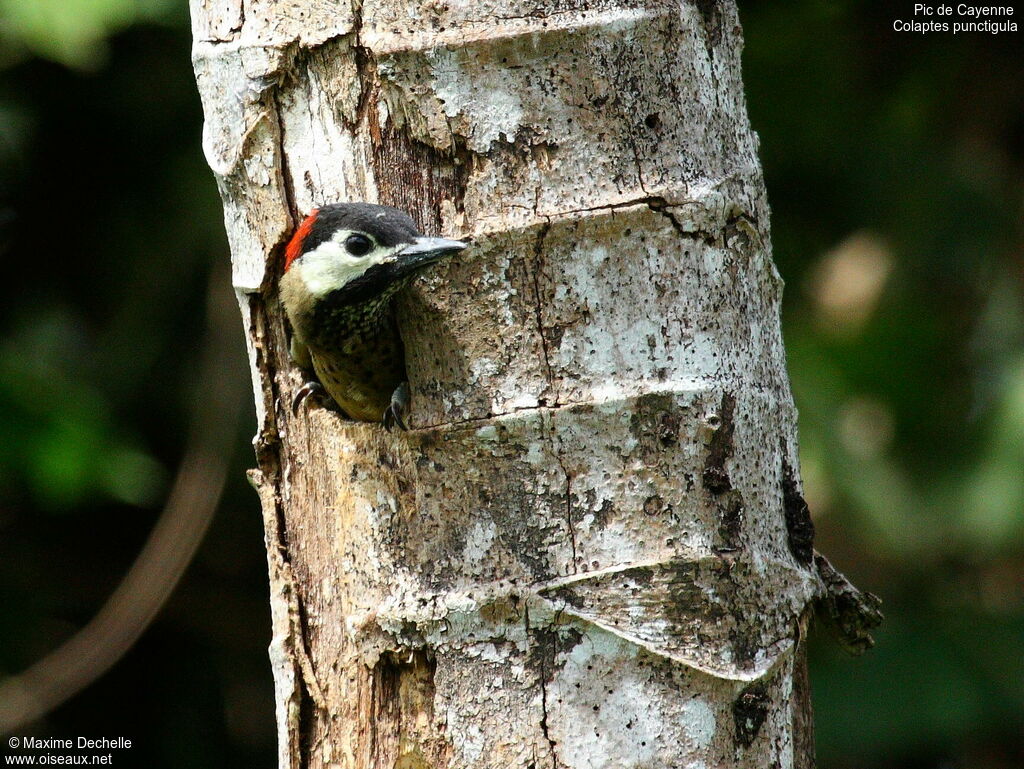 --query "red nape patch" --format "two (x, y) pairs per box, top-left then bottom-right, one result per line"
(284, 209), (320, 272)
